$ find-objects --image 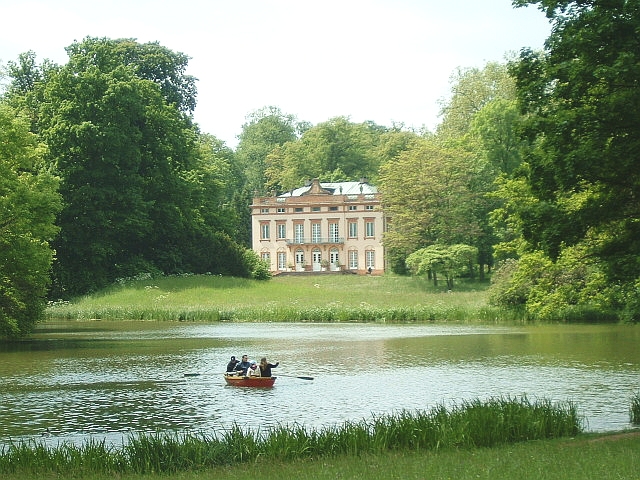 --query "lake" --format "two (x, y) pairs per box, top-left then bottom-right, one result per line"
(1, 321), (639, 447)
